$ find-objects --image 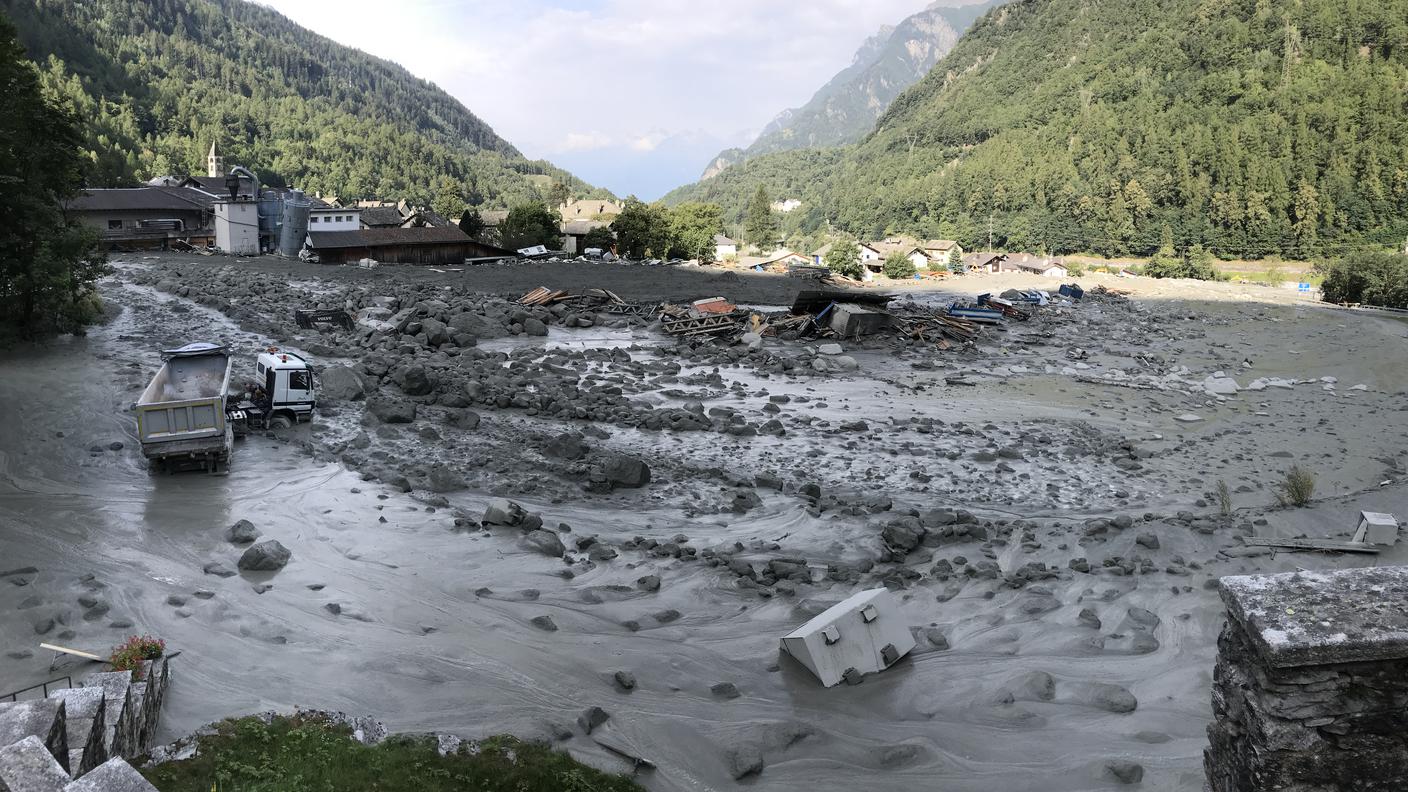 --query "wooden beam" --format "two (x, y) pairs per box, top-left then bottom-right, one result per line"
(39, 643), (105, 662)
(1242, 537), (1380, 554)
